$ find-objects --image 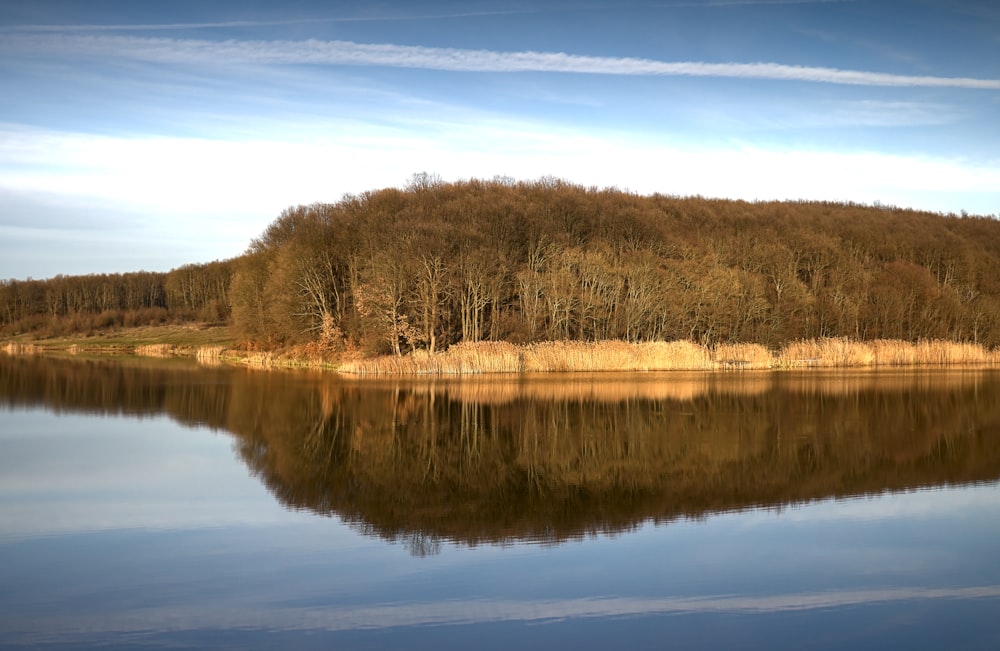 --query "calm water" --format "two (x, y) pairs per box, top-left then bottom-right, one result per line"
(1, 356), (999, 650)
